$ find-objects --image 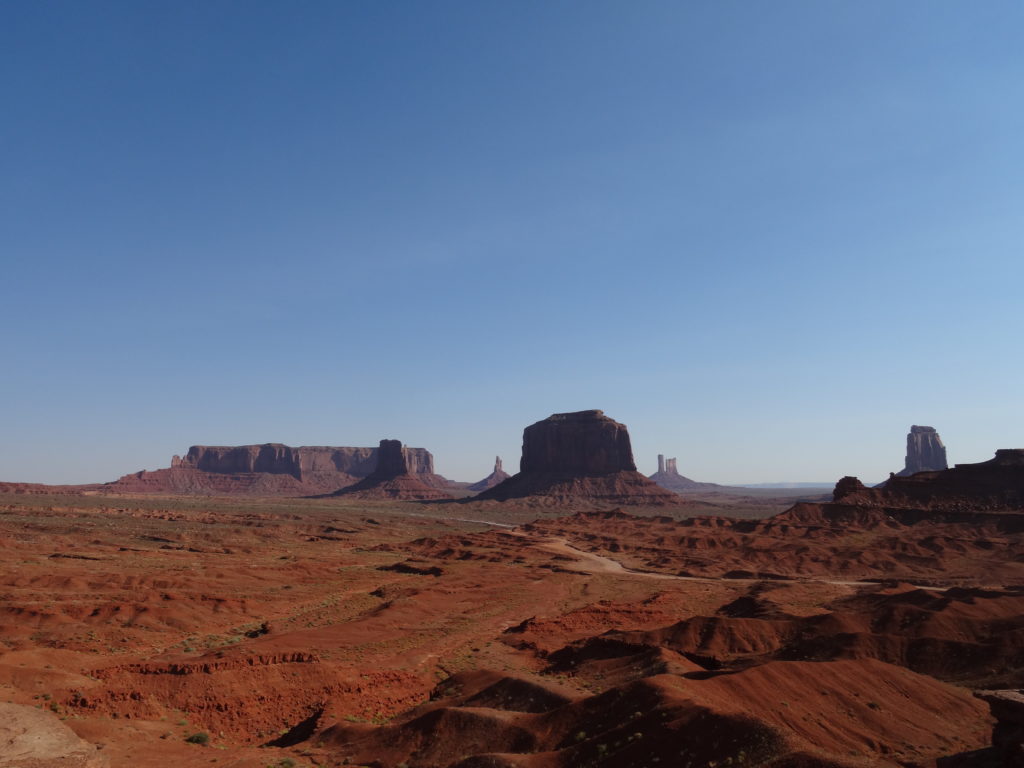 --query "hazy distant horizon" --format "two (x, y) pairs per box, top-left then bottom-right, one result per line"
(0, 416), (1004, 488)
(3, 2), (1022, 486)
